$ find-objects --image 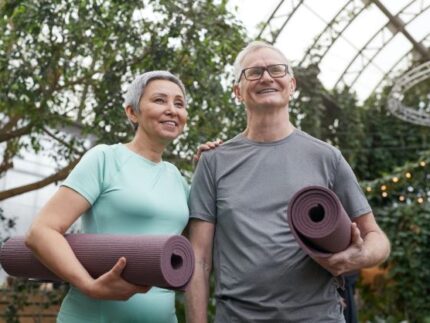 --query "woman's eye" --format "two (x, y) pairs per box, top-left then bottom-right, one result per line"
(154, 98), (165, 103)
(175, 101), (184, 108)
